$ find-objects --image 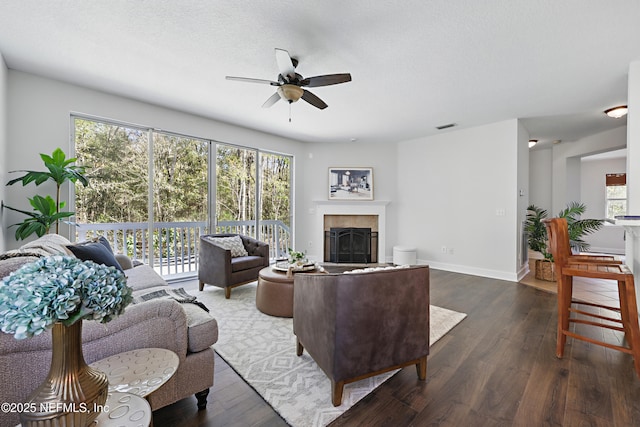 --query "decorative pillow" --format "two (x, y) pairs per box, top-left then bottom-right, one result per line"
(92, 236), (115, 254)
(66, 239), (124, 272)
(205, 235), (249, 257)
(343, 264), (411, 274)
